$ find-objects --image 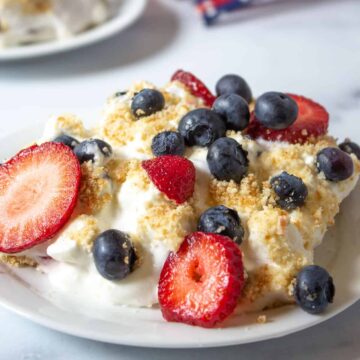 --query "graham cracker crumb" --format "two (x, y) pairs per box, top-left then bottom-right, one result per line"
(106, 158), (129, 185)
(125, 160), (151, 190)
(0, 254), (37, 267)
(256, 315), (267, 324)
(50, 114), (88, 139)
(248, 208), (307, 271)
(140, 202), (196, 250)
(242, 266), (272, 303)
(209, 173), (261, 218)
(288, 278), (297, 297)
(78, 162), (113, 215)
(66, 215), (99, 252)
